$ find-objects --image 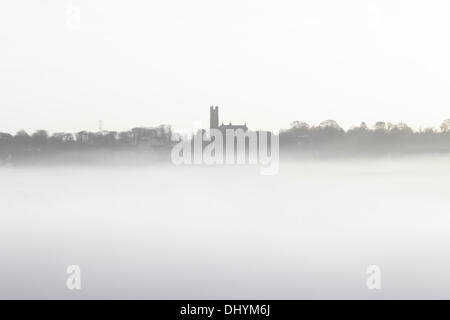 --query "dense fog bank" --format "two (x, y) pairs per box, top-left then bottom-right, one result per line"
(1, 158), (450, 298)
